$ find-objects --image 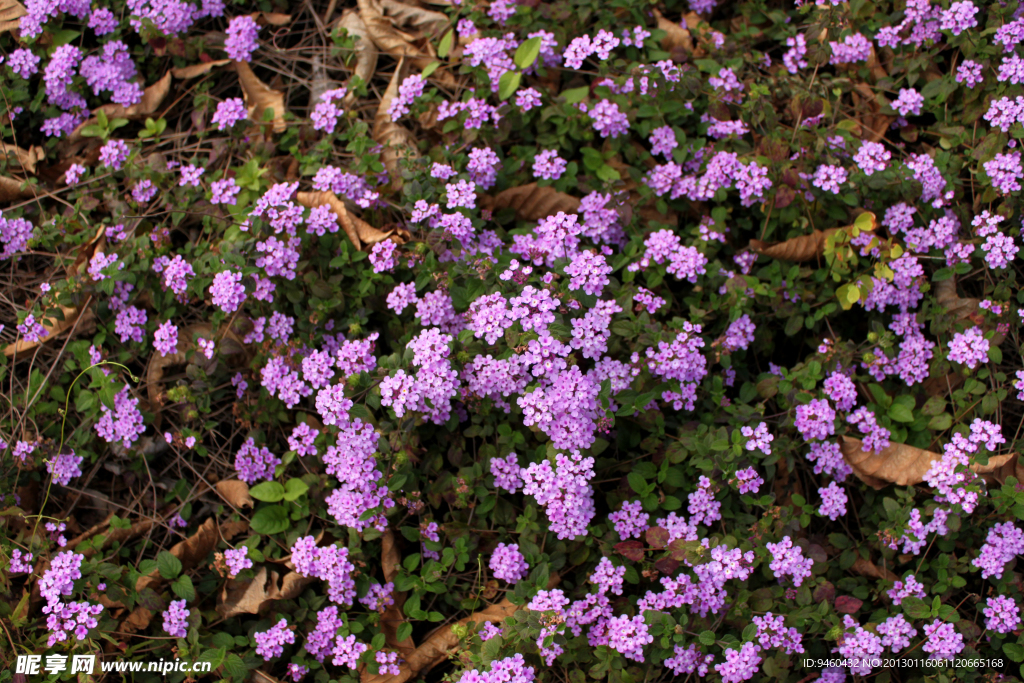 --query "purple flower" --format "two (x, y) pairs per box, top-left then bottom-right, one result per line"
(213, 98), (248, 130)
(490, 542), (529, 583)
(8, 549), (33, 573)
(532, 149), (567, 180)
(225, 15), (260, 62)
(766, 536), (813, 586)
(47, 451), (83, 486)
(210, 270), (246, 313)
(794, 399), (836, 441)
(162, 600), (190, 638)
(741, 422), (773, 454)
(445, 179), (477, 209)
(369, 240), (396, 273)
(893, 88), (924, 117)
(254, 618), (295, 660)
(516, 87), (542, 112)
(387, 74), (426, 120)
(983, 595), (1021, 634)
(984, 151), (1024, 193)
(224, 547), (253, 577)
(235, 437), (280, 484)
(99, 139), (130, 170)
(956, 60), (983, 88)
(609, 500), (649, 539)
(947, 326), (989, 369)
(588, 100), (629, 138)
(95, 388), (146, 448)
(734, 467), (763, 494)
(853, 141), (891, 175)
(817, 482), (847, 520)
(811, 164), (848, 193)
(179, 164), (204, 187)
